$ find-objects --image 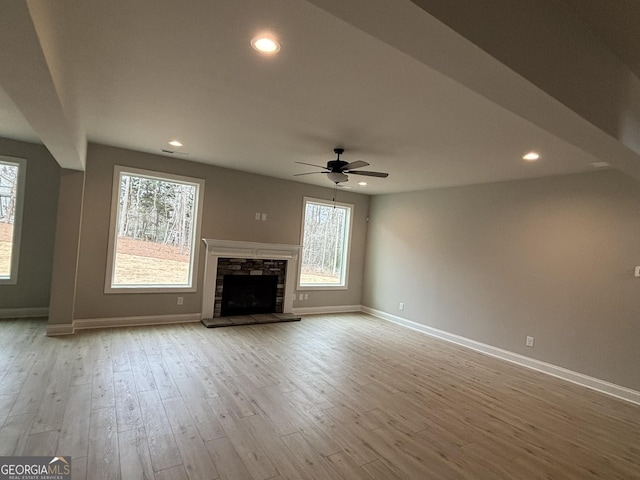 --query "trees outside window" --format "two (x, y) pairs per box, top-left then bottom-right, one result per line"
(299, 197), (352, 289)
(105, 166), (204, 292)
(0, 156), (26, 284)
